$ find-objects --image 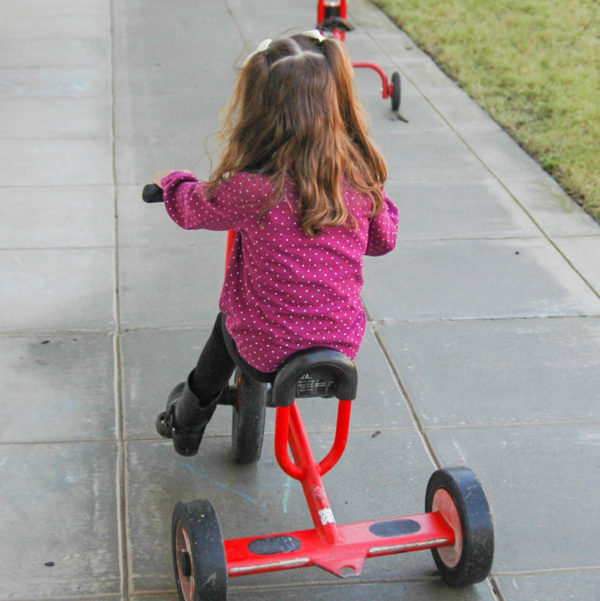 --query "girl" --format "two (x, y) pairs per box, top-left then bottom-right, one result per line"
(153, 31), (399, 456)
